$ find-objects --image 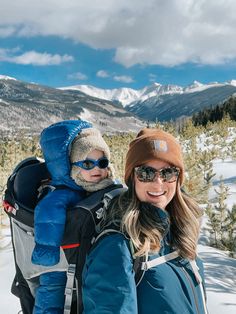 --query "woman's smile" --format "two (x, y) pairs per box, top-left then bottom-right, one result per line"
(134, 160), (177, 209)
